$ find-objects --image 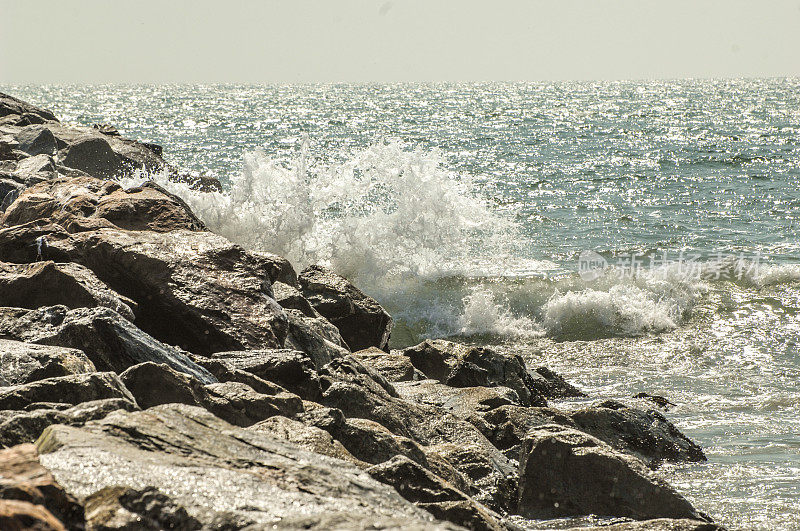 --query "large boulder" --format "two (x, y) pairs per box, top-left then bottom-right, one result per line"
(0, 372), (135, 411)
(298, 265), (392, 351)
(35, 404), (452, 529)
(0, 443), (84, 530)
(0, 305), (216, 383)
(14, 124), (58, 157)
(2, 177), (206, 233)
(569, 400), (706, 468)
(0, 261), (137, 321)
(0, 92), (58, 126)
(479, 404), (576, 460)
(0, 339), (95, 386)
(517, 424), (708, 521)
